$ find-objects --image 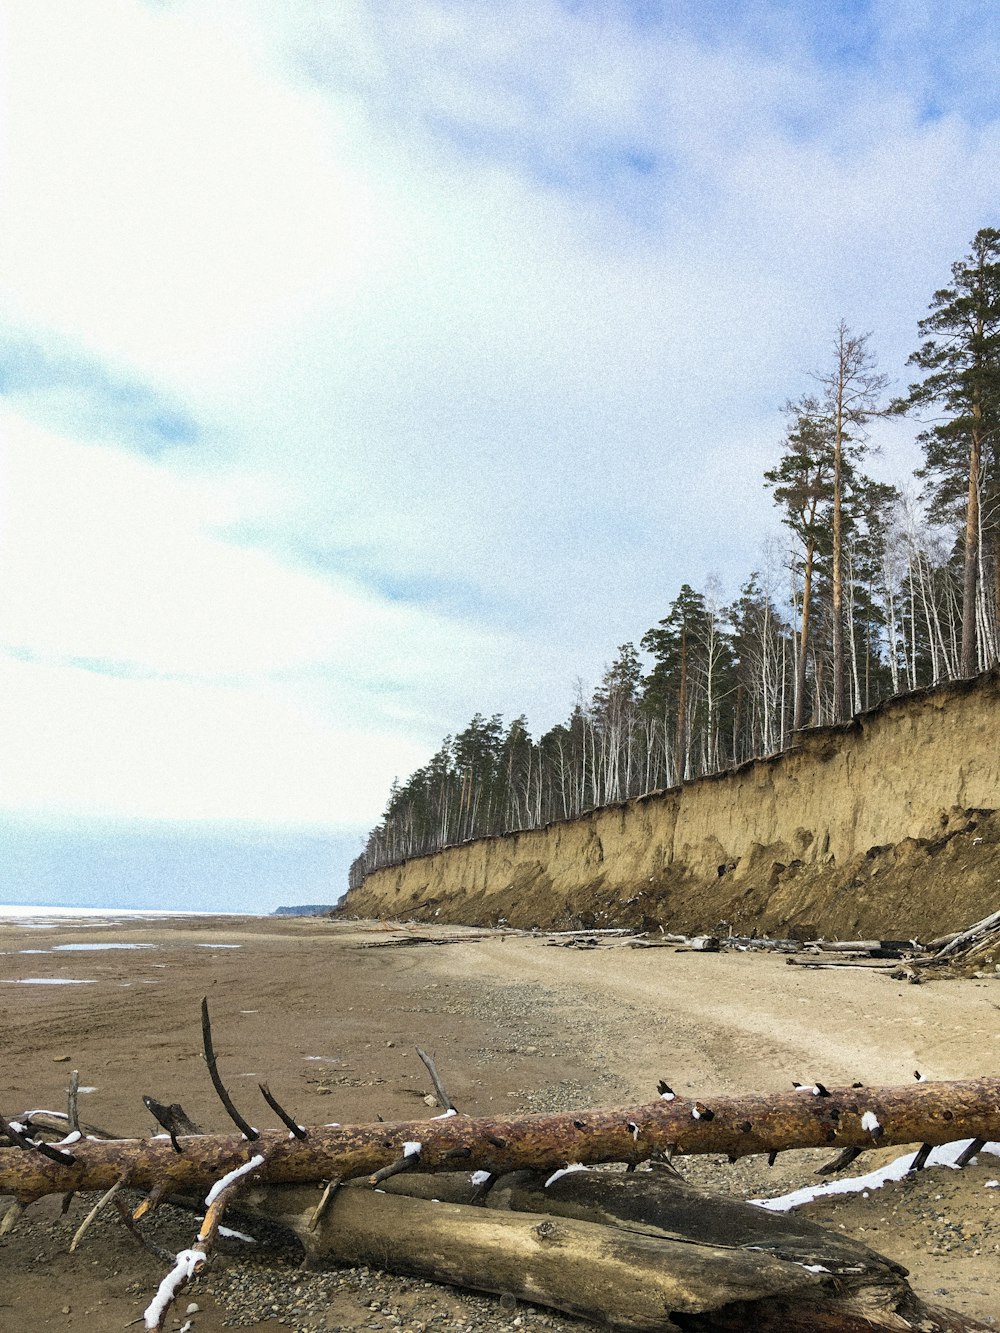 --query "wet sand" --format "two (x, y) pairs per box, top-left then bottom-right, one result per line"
(1, 912), (998, 1329)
